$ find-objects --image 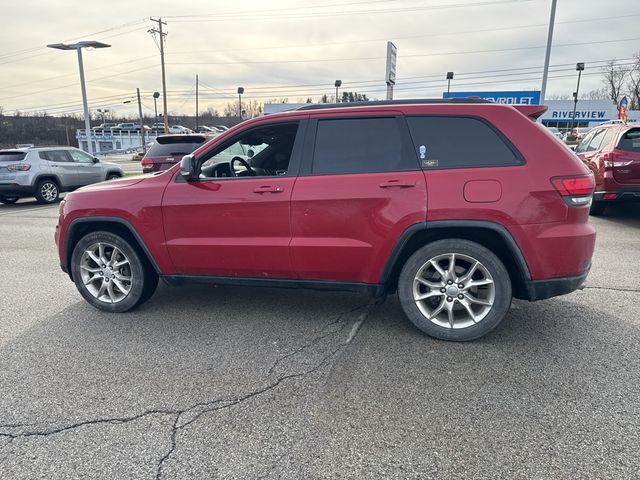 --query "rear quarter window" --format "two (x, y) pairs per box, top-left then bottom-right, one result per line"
(0, 152), (27, 162)
(617, 129), (640, 152)
(405, 116), (523, 169)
